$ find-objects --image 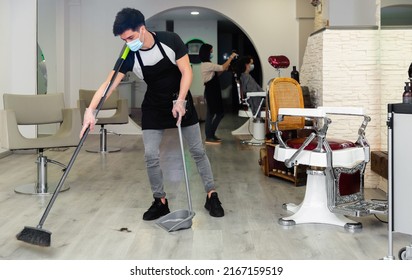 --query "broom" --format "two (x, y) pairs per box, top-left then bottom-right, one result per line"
(16, 44), (130, 247)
